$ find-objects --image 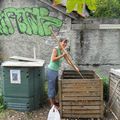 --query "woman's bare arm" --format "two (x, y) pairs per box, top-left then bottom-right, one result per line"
(51, 48), (66, 62)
